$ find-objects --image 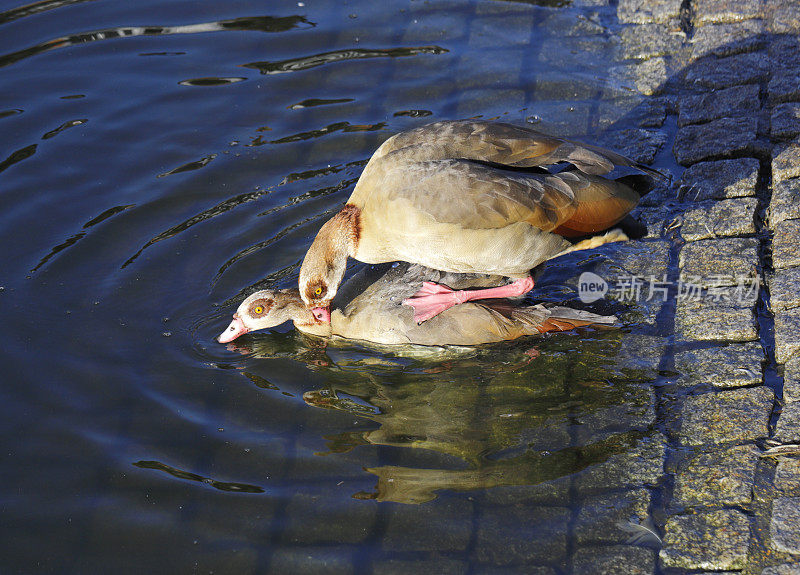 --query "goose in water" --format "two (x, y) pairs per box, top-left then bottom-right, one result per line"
(297, 120), (658, 324)
(218, 262), (616, 346)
